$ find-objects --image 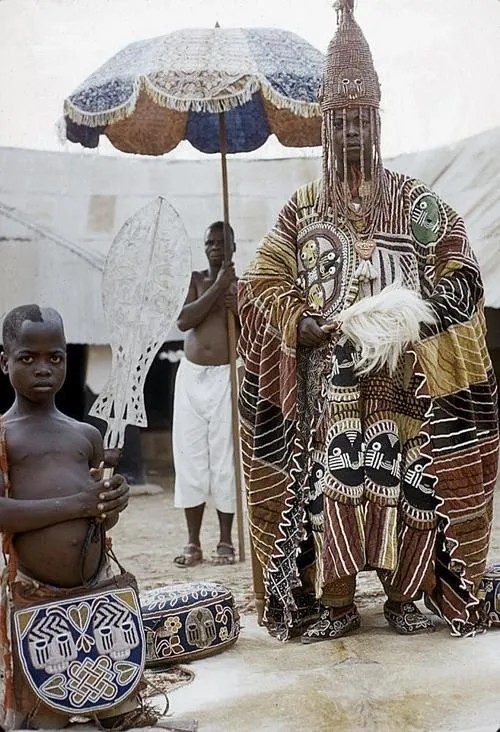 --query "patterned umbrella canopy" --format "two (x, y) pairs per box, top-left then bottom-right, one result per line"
(64, 26), (323, 154)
